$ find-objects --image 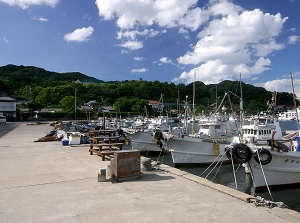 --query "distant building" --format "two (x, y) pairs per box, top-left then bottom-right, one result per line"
(81, 100), (114, 112)
(0, 94), (17, 117)
(148, 100), (163, 110)
(276, 105), (294, 112)
(35, 108), (63, 113)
